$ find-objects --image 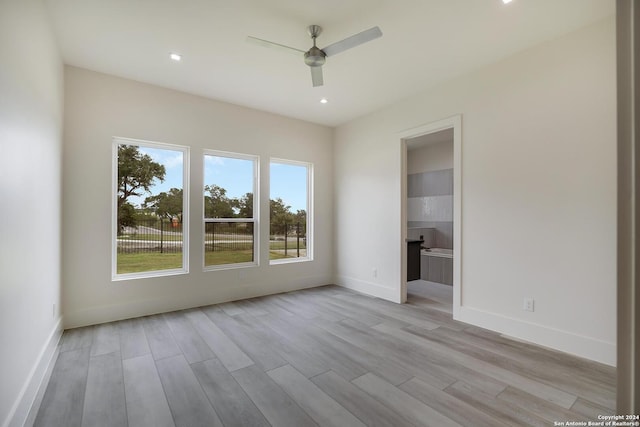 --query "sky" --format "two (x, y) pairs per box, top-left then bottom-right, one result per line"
(127, 145), (307, 213)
